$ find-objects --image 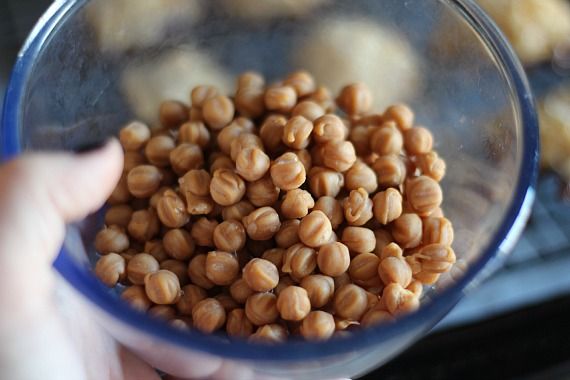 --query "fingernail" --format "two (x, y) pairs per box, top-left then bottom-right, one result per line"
(73, 138), (112, 154)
